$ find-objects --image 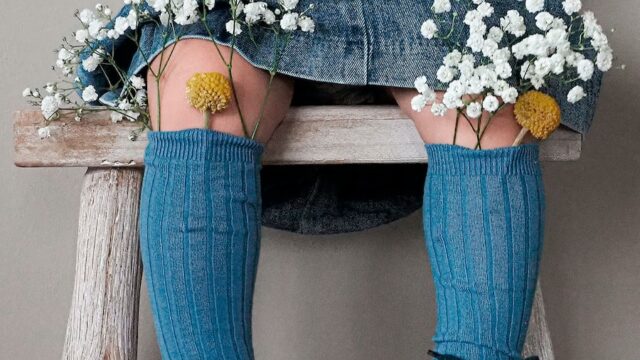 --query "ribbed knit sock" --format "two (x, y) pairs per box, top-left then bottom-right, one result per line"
(139, 128), (264, 360)
(422, 143), (546, 360)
